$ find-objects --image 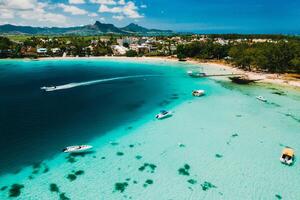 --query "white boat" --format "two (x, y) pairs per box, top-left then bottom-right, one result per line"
(256, 96), (267, 102)
(156, 110), (172, 119)
(280, 147), (295, 165)
(41, 86), (57, 92)
(187, 70), (206, 78)
(63, 145), (93, 153)
(192, 90), (205, 97)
